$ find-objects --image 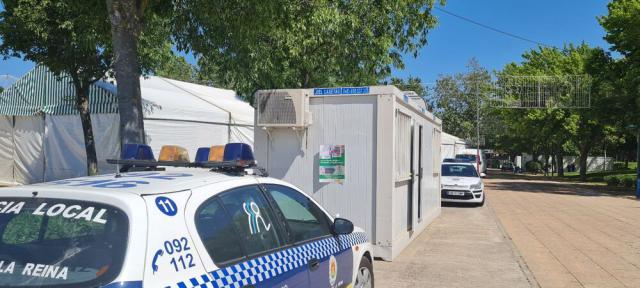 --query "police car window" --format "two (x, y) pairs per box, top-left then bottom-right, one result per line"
(264, 185), (332, 243)
(195, 198), (245, 264)
(0, 198), (128, 288)
(218, 185), (283, 257)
